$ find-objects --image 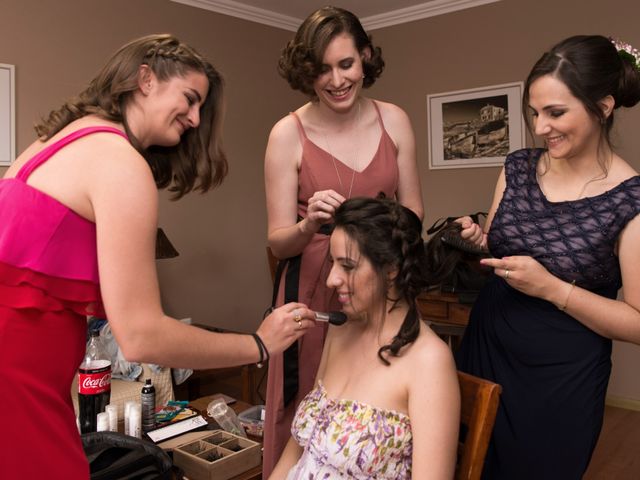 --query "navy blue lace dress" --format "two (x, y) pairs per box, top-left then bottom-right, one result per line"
(456, 148), (640, 480)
